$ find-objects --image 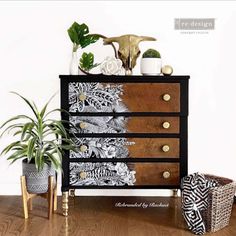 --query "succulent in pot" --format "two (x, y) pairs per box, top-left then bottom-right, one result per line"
(0, 92), (75, 194)
(140, 48), (162, 75)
